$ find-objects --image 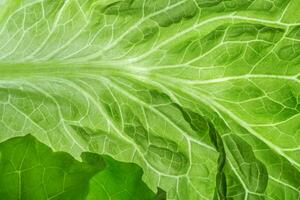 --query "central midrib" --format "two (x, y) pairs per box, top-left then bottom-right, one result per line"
(0, 61), (145, 79)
